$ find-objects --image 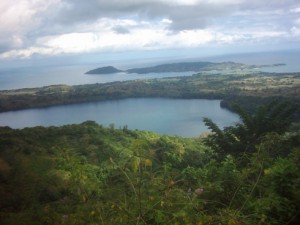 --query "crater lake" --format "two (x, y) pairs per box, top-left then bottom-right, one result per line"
(0, 98), (239, 137)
